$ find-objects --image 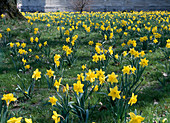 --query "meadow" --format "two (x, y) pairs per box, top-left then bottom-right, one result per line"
(0, 11), (169, 123)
